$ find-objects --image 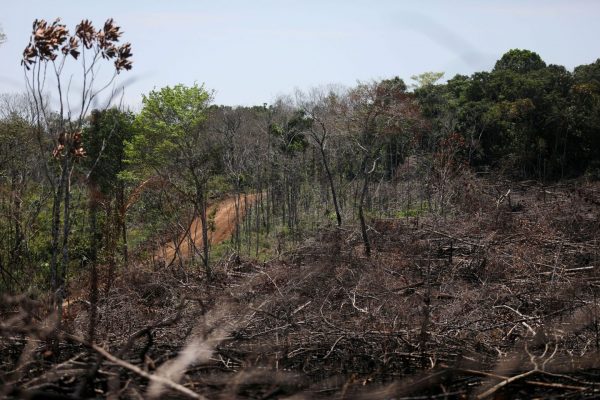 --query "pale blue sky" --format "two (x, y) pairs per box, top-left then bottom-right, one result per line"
(1, 0), (599, 107)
